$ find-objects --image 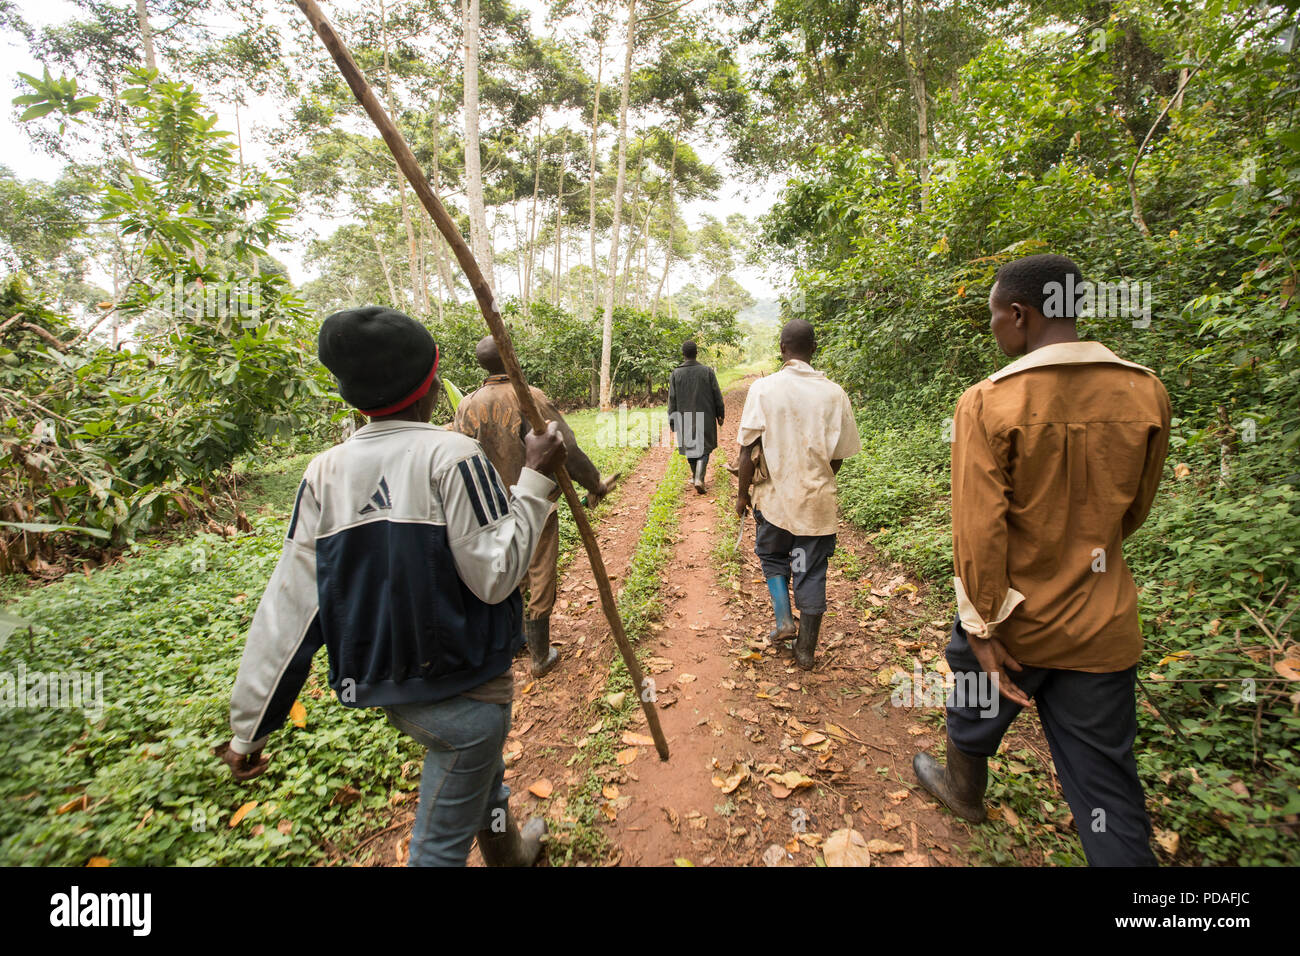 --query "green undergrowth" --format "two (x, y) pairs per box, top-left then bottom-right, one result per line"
(0, 450), (423, 866)
(545, 451), (689, 865)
